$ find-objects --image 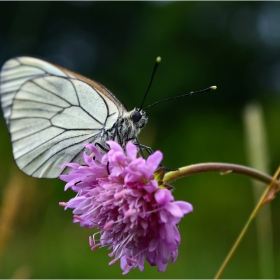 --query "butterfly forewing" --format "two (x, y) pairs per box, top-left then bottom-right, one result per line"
(0, 57), (72, 126)
(0, 57), (127, 178)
